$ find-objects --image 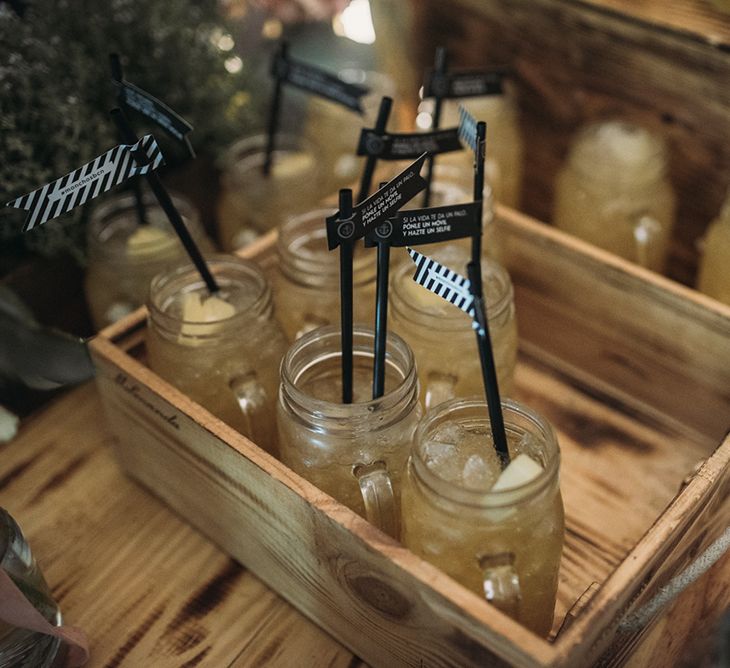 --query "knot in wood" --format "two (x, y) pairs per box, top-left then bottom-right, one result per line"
(347, 574), (411, 619)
